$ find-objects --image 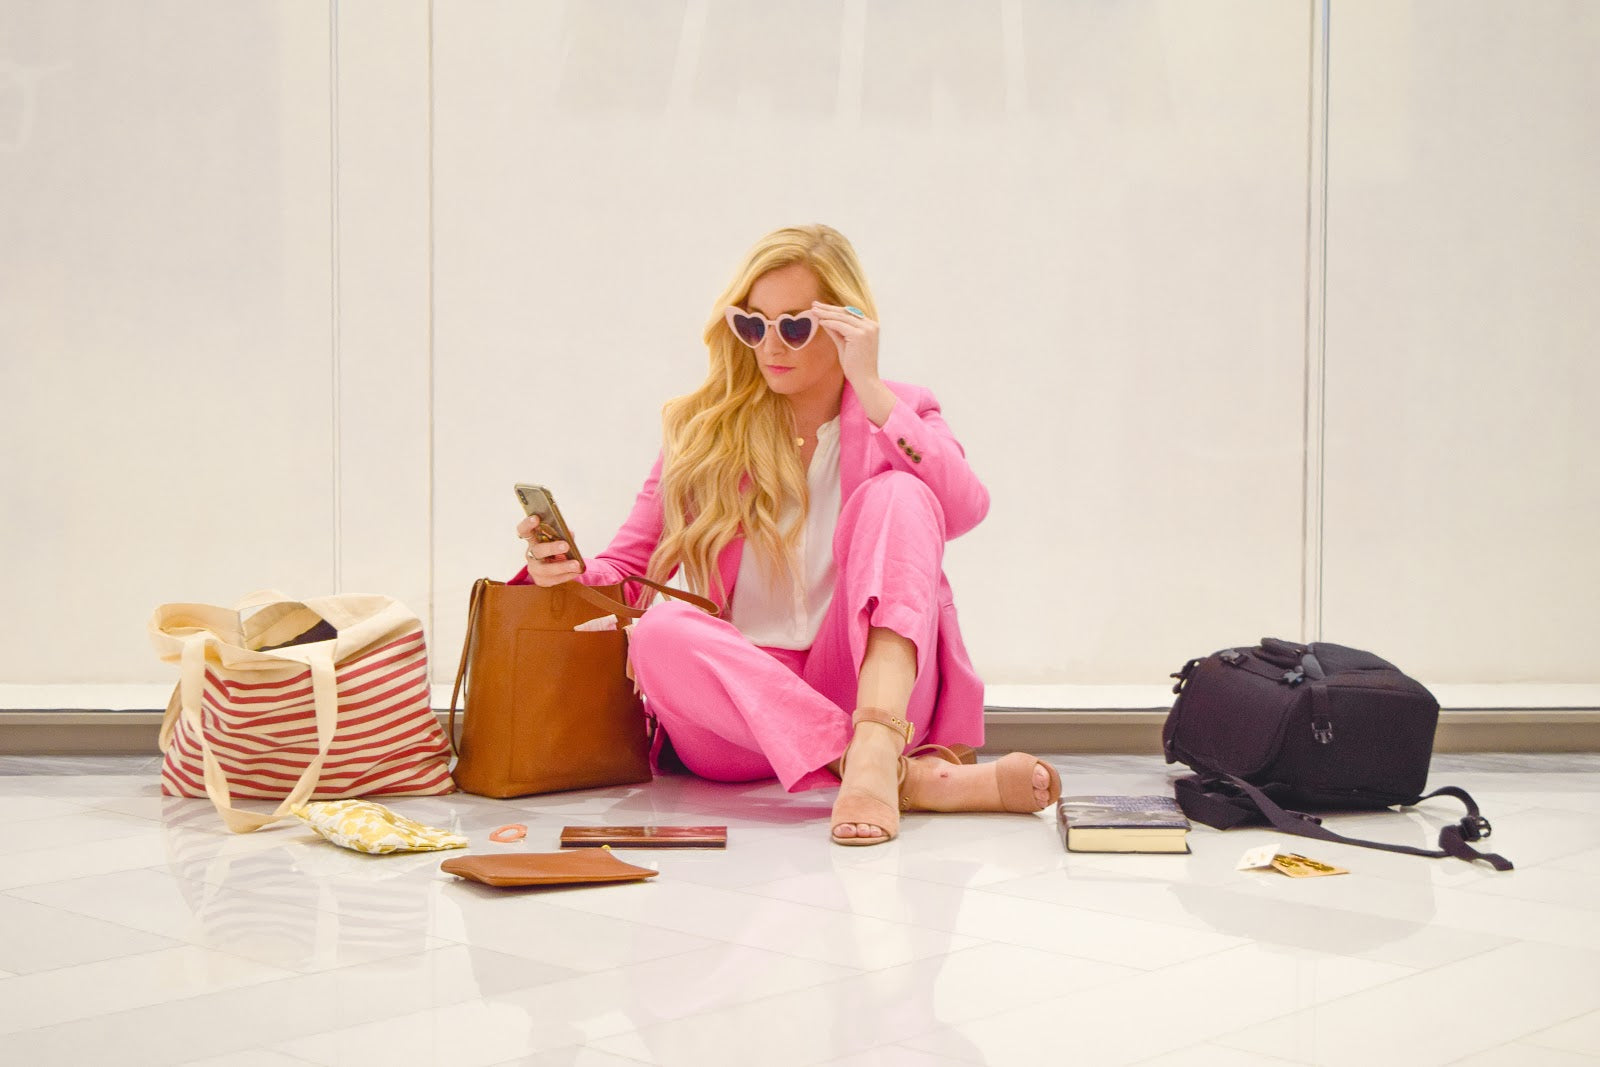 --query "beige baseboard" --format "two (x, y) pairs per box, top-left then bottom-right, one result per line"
(3, 707), (1598, 758)
(979, 708), (1600, 756)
